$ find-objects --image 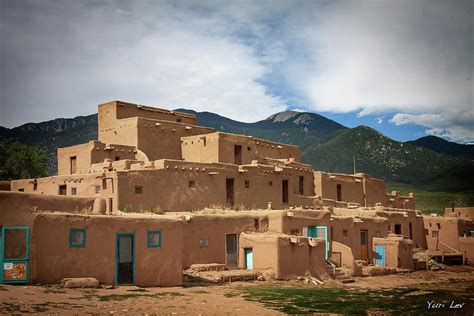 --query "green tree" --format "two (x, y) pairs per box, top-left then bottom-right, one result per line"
(0, 142), (48, 180)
